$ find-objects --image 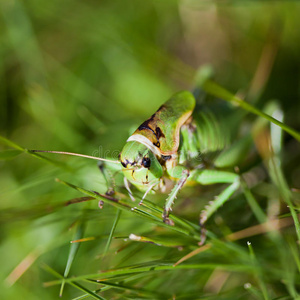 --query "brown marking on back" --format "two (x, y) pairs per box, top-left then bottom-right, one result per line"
(137, 105), (166, 133)
(137, 108), (167, 149)
(155, 127), (165, 140)
(132, 95), (195, 156)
